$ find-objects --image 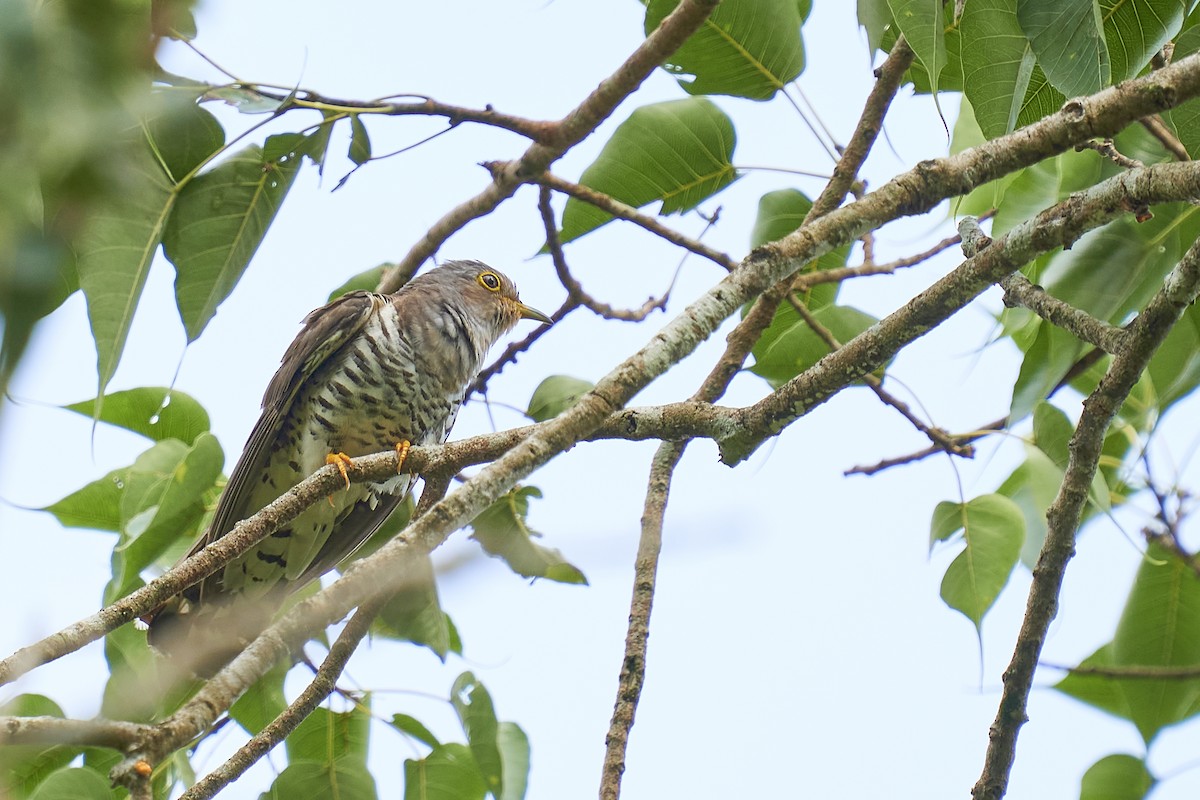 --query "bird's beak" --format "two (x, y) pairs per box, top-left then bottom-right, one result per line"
(517, 301), (553, 325)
